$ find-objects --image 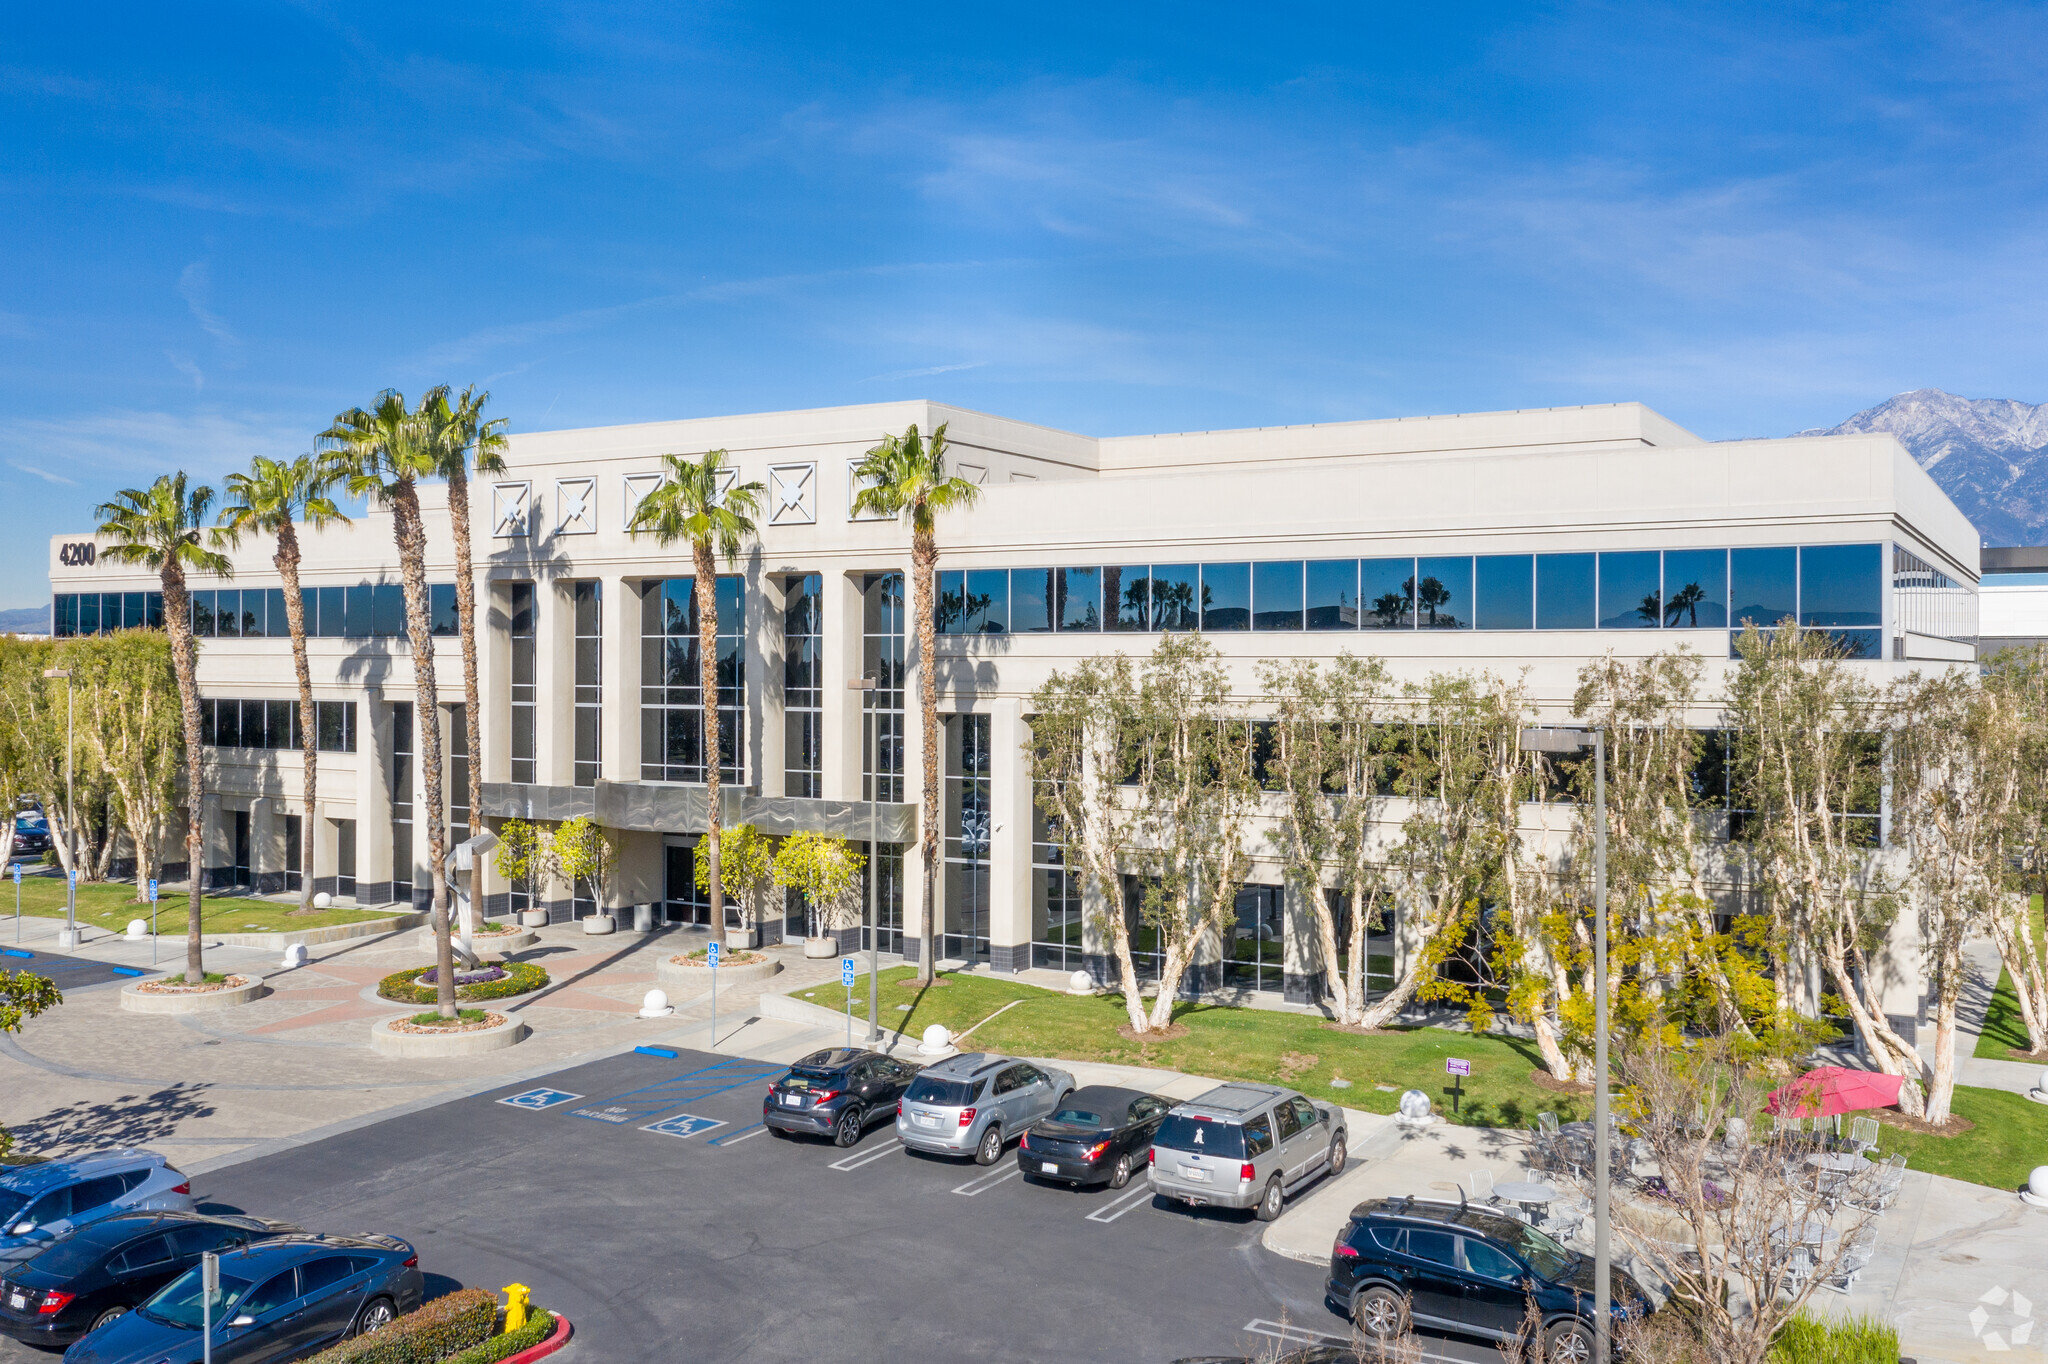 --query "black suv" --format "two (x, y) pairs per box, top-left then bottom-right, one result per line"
(1325, 1197), (1648, 1363)
(764, 1048), (919, 1146)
